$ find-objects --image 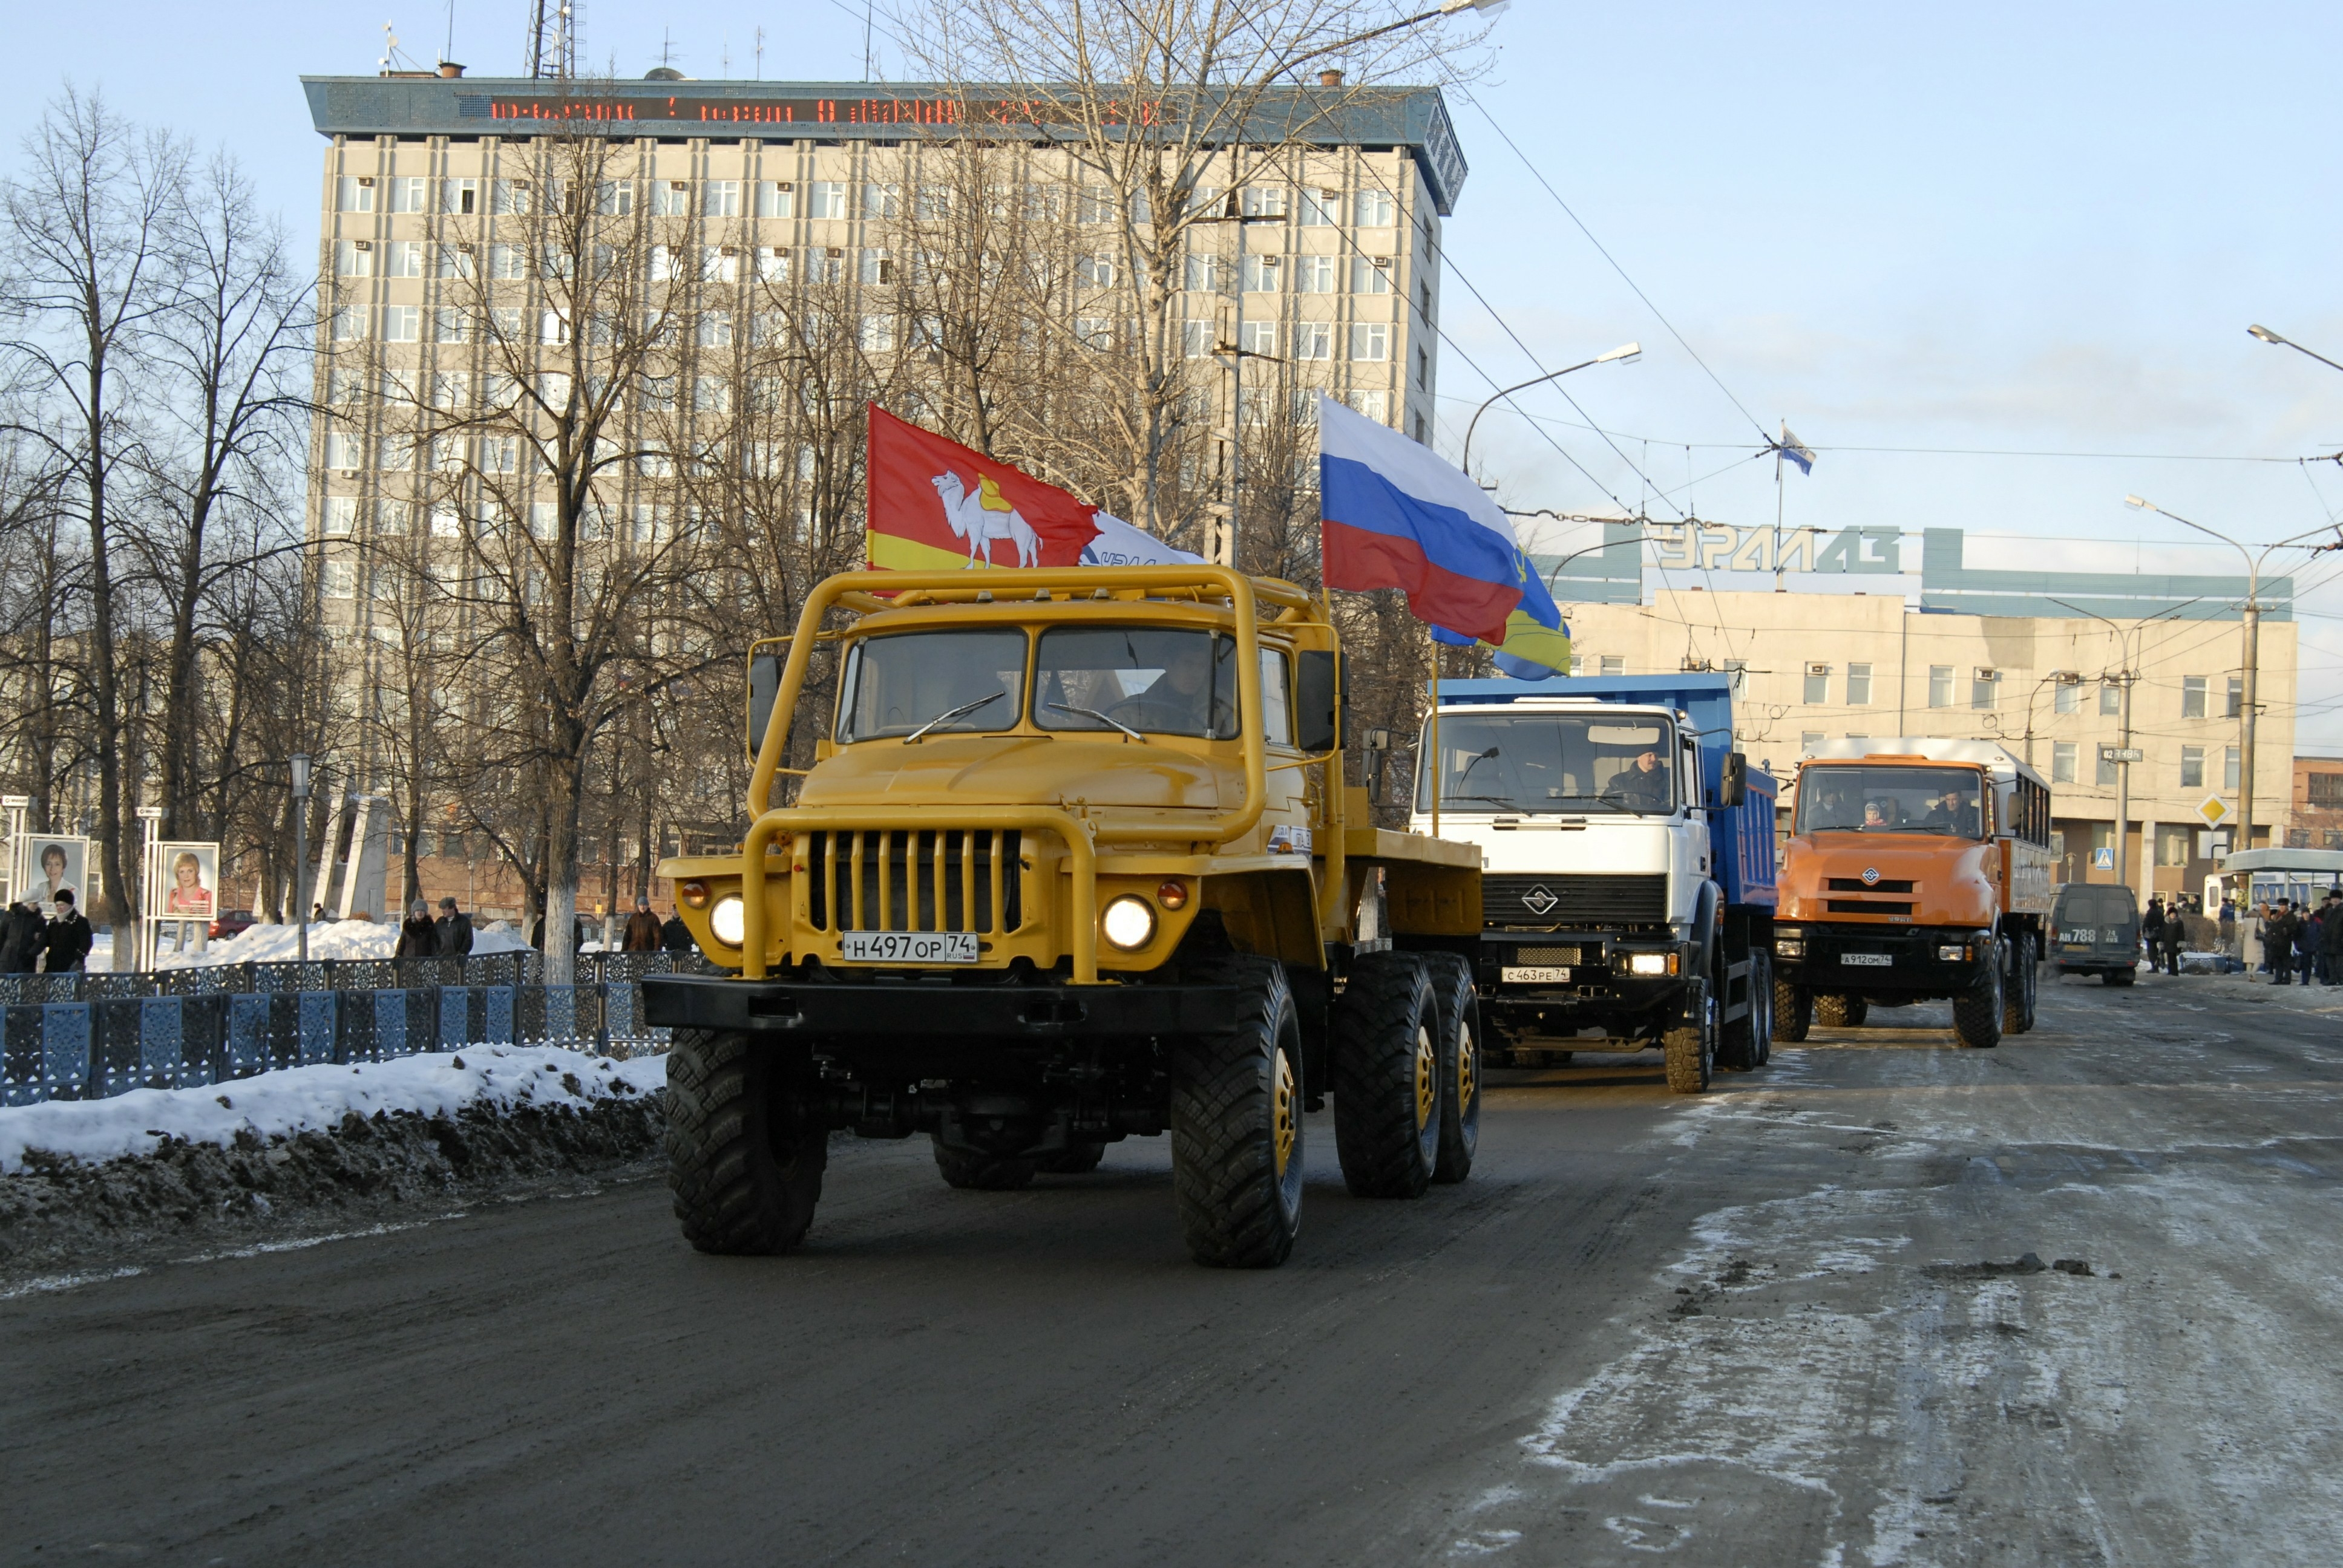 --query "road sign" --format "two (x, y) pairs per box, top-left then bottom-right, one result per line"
(2092, 846), (2114, 870)
(2197, 795), (2231, 828)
